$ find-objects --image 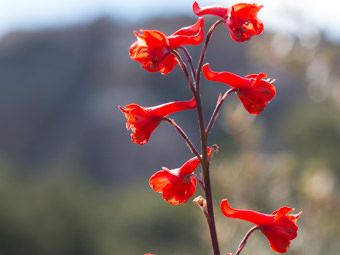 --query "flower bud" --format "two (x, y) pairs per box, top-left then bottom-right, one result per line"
(193, 196), (207, 214)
